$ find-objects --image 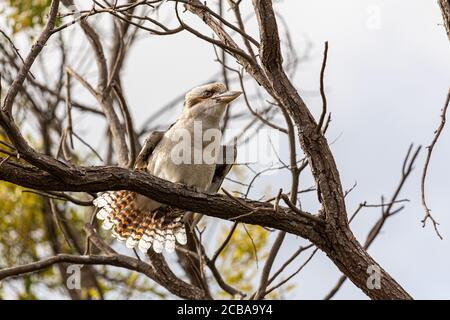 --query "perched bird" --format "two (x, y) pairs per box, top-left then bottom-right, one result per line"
(93, 83), (241, 254)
